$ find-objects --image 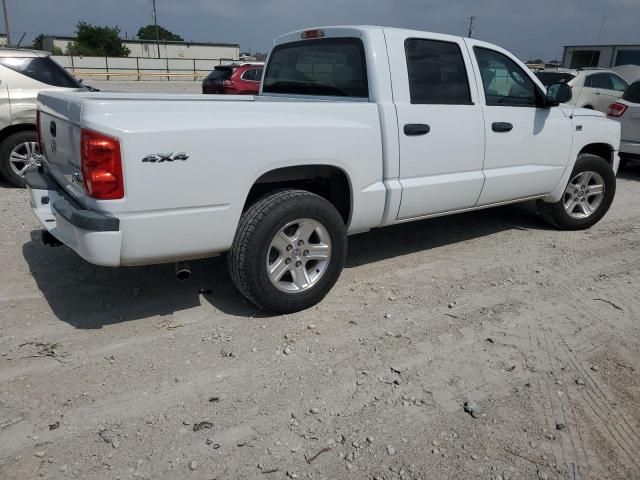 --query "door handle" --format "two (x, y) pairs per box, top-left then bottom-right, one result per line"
(594, 92), (601, 95)
(404, 123), (430, 136)
(492, 122), (513, 133)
